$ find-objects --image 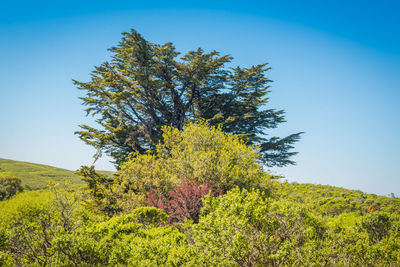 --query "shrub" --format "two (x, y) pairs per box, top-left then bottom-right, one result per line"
(130, 206), (169, 225)
(0, 177), (23, 201)
(52, 207), (191, 266)
(147, 178), (220, 223)
(191, 188), (326, 266)
(0, 185), (83, 265)
(116, 121), (272, 203)
(358, 212), (392, 241)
